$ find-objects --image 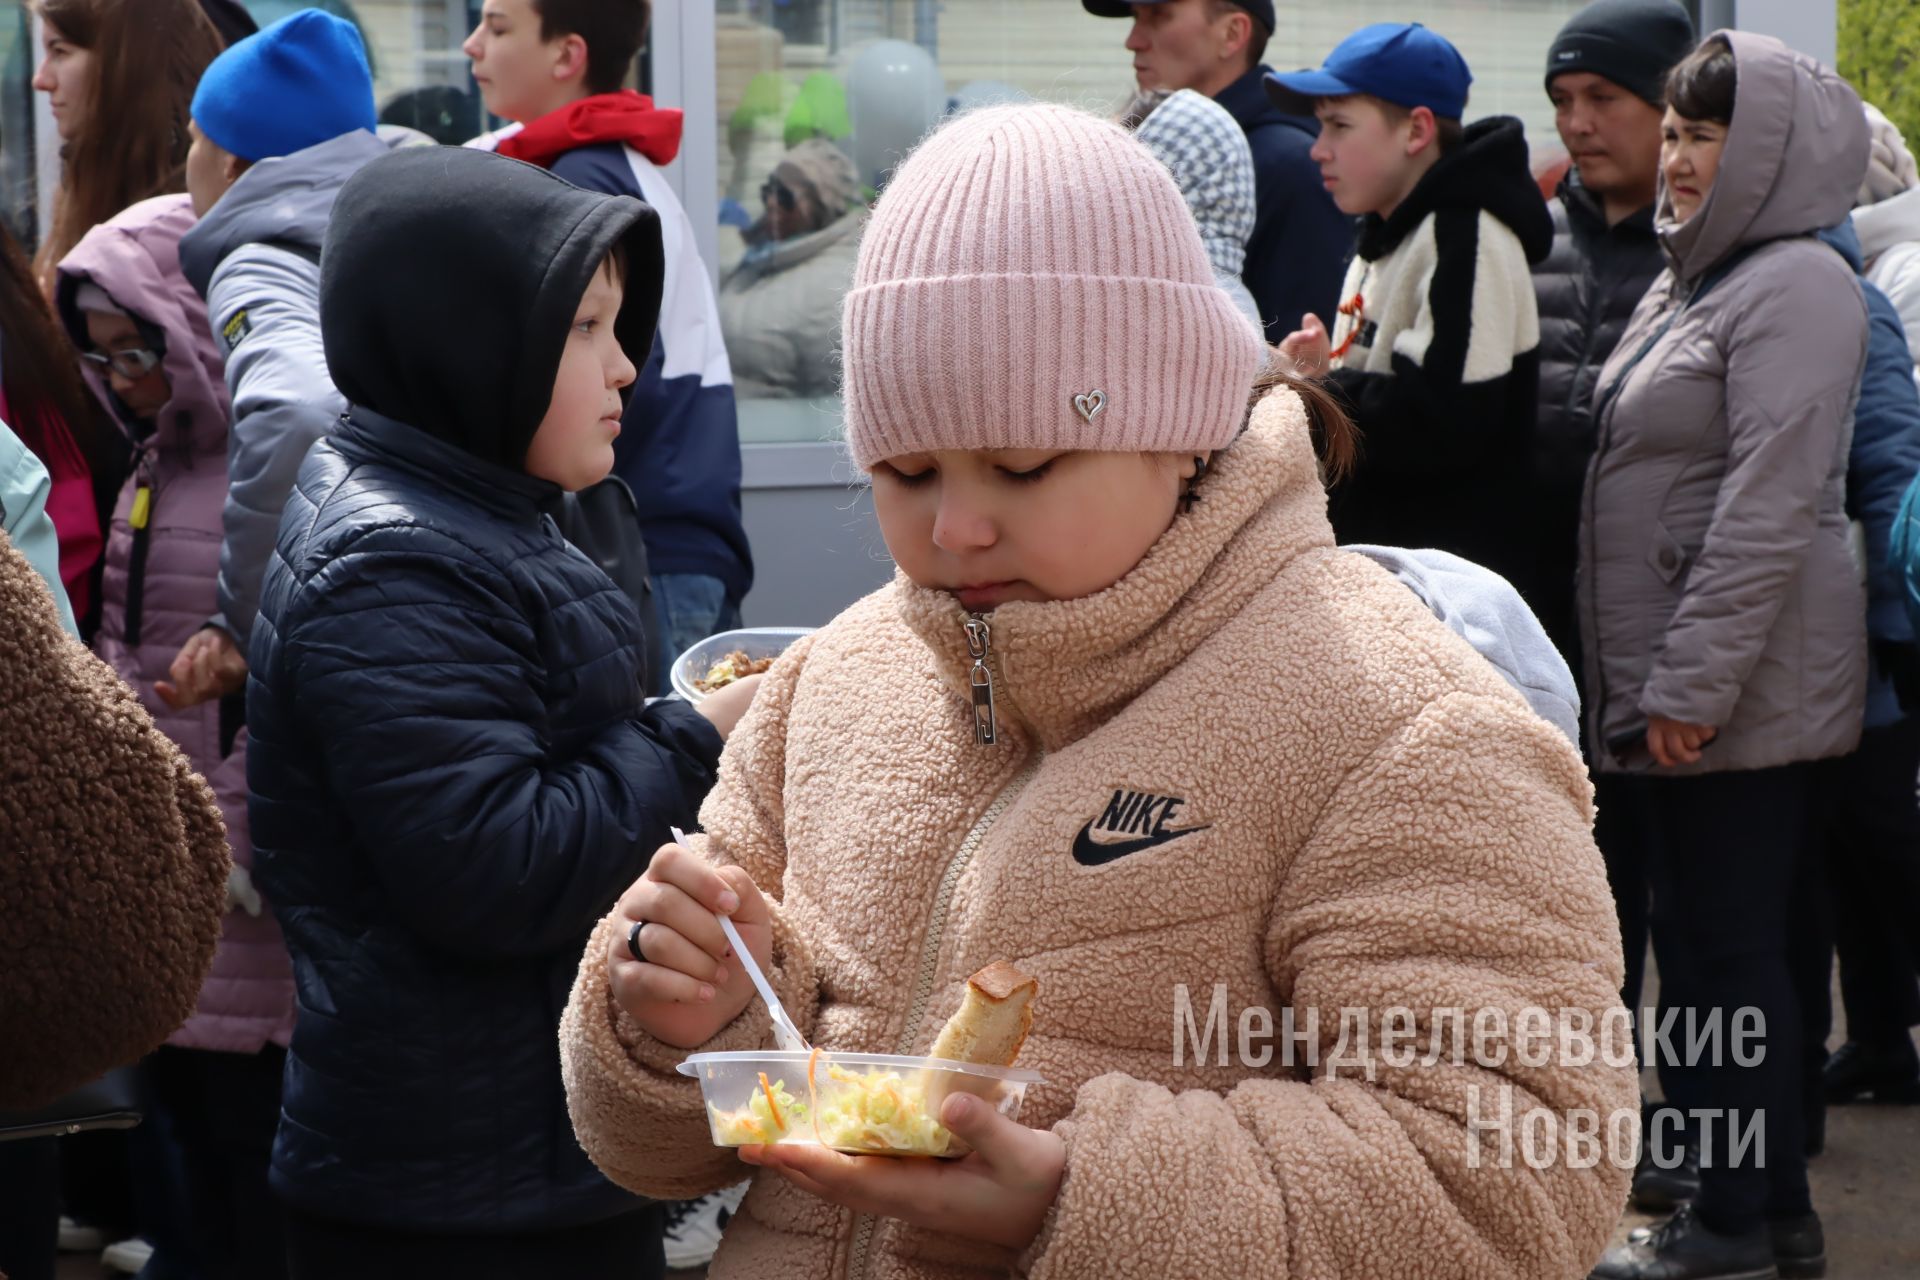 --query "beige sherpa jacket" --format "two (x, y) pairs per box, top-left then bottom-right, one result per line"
(562, 388), (1636, 1279)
